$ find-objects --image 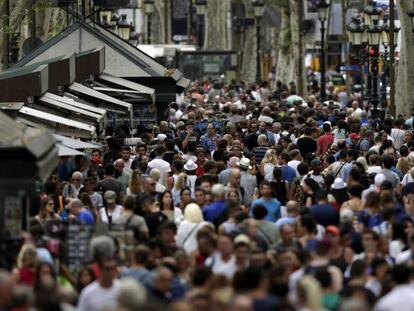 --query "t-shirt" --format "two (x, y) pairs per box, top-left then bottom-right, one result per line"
(77, 280), (121, 311)
(148, 158), (171, 187)
(89, 192), (103, 209)
(115, 213), (148, 233)
(310, 203), (339, 227)
(281, 165), (297, 183)
(145, 212), (168, 237)
(77, 209), (95, 226)
(297, 136), (317, 158)
(251, 197), (281, 222)
(317, 133), (334, 155)
(98, 178), (124, 202)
